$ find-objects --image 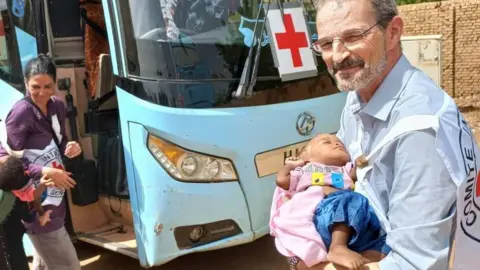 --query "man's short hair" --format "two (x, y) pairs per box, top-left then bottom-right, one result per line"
(0, 156), (29, 191)
(314, 0), (398, 29)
